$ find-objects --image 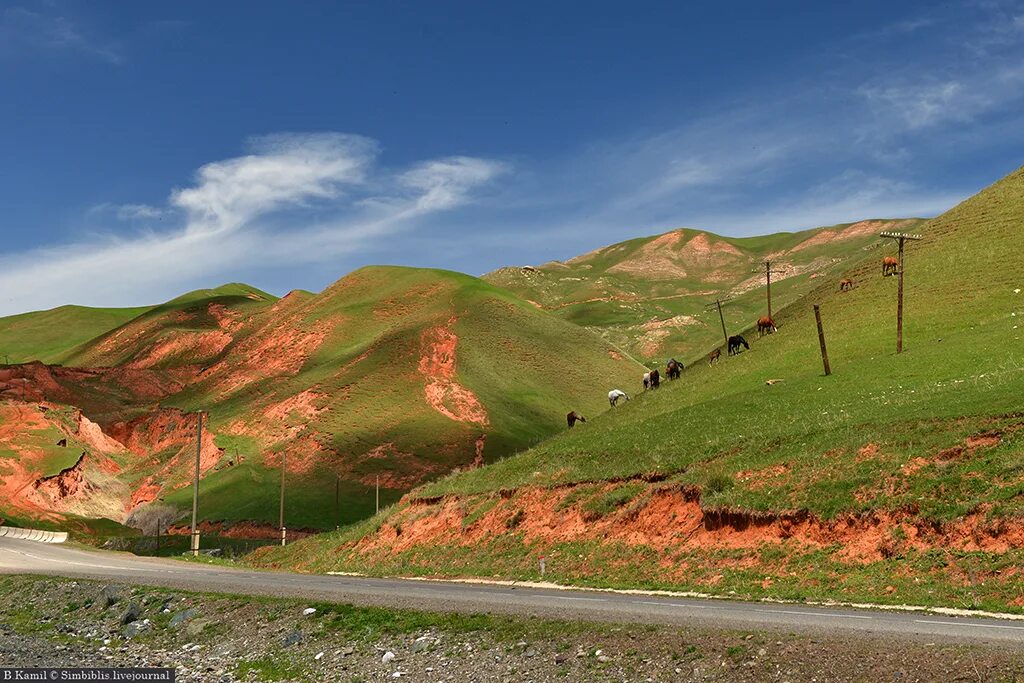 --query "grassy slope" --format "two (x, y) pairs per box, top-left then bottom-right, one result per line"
(425, 173), (1022, 515)
(0, 267), (633, 530)
(61, 283), (277, 368)
(157, 267), (643, 529)
(260, 166), (1024, 610)
(0, 305), (152, 364)
(485, 220), (924, 363)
